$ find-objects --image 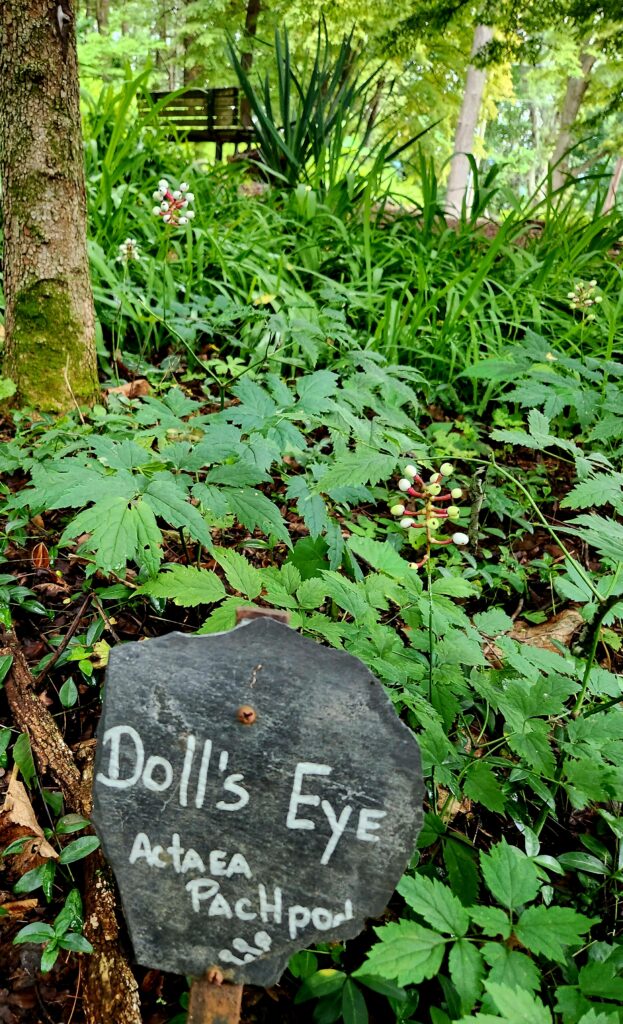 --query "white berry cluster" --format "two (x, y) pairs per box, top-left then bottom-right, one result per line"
(152, 179), (195, 227)
(567, 280), (602, 320)
(116, 238), (141, 263)
(390, 463), (468, 567)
